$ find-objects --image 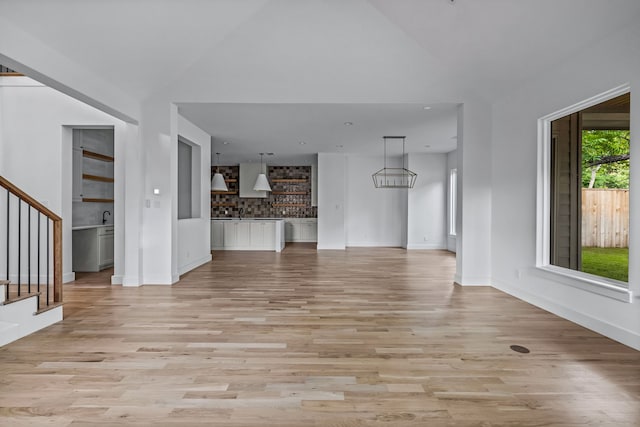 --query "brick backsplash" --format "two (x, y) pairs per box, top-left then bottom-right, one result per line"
(210, 165), (317, 218)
